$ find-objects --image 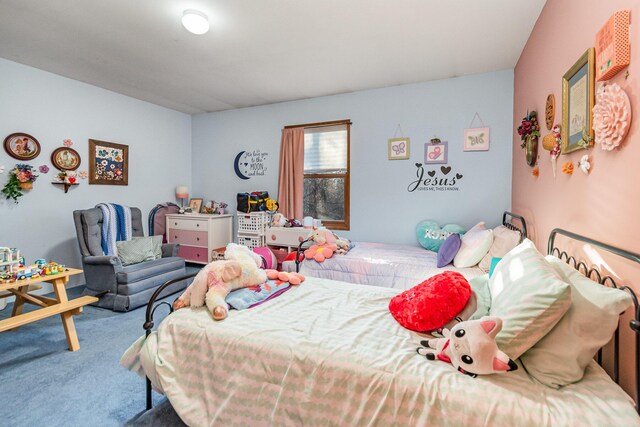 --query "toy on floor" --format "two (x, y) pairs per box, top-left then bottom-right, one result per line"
(173, 243), (268, 320)
(265, 269), (305, 285)
(416, 317), (517, 377)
